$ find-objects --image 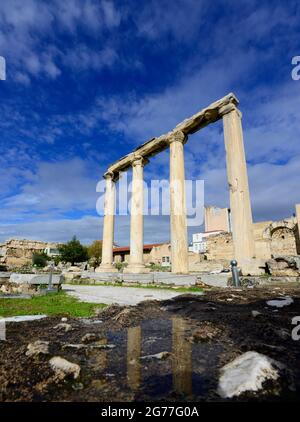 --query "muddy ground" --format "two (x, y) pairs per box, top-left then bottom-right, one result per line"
(1, 286), (300, 402)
